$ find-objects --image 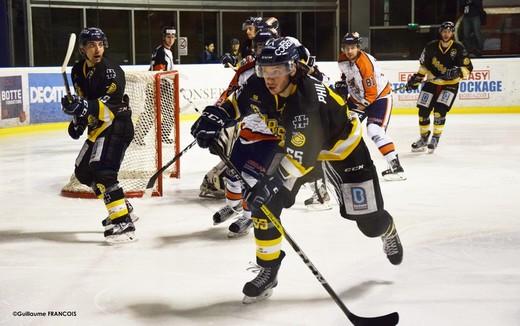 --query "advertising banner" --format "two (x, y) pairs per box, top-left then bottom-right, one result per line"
(0, 75), (26, 125)
(28, 73), (71, 123)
